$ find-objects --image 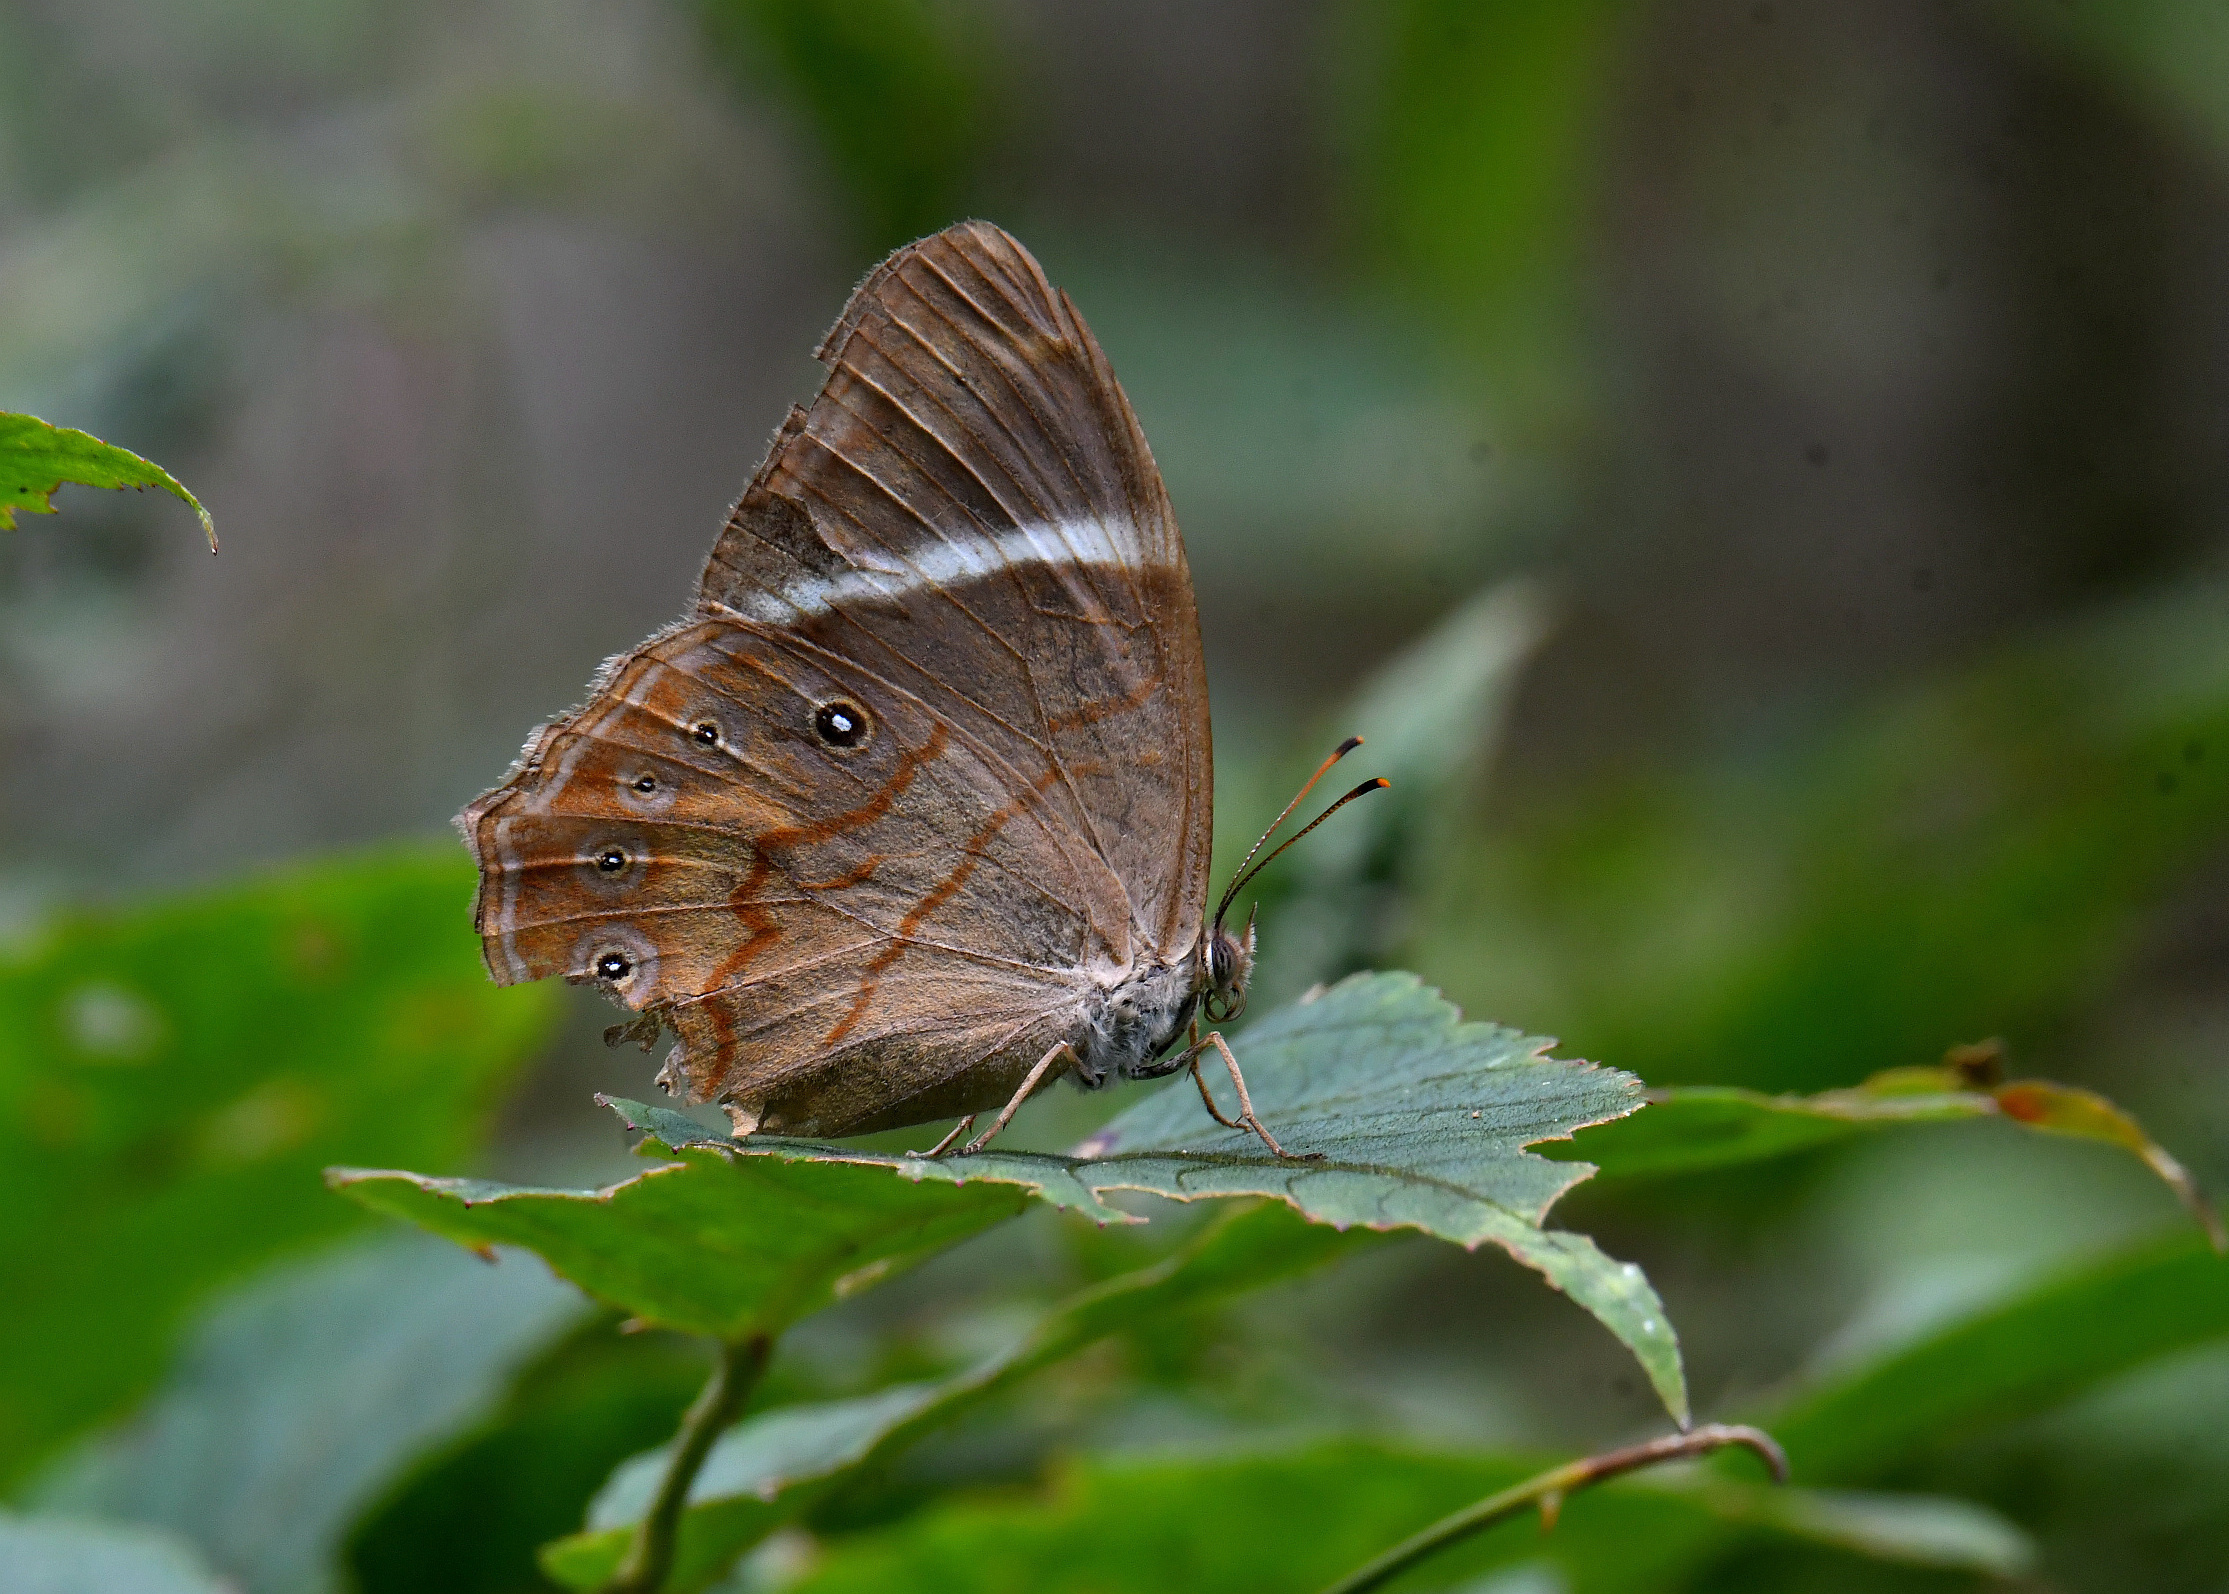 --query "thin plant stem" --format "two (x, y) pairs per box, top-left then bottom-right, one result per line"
(1319, 1423), (1788, 1594)
(602, 1332), (772, 1594)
